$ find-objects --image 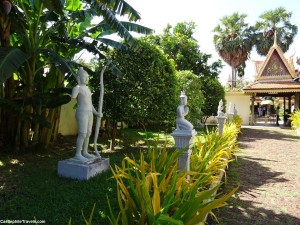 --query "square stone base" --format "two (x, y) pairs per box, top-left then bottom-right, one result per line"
(58, 158), (110, 180)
